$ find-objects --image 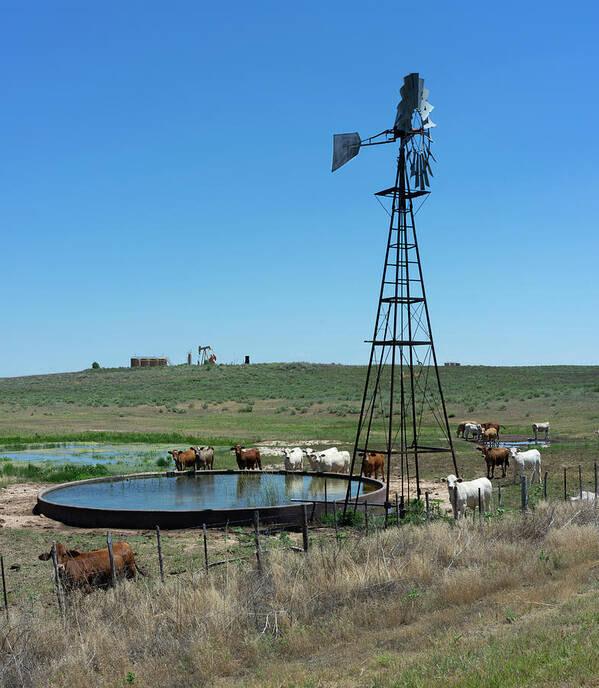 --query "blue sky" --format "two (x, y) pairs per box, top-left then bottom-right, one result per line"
(1, 1), (598, 377)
